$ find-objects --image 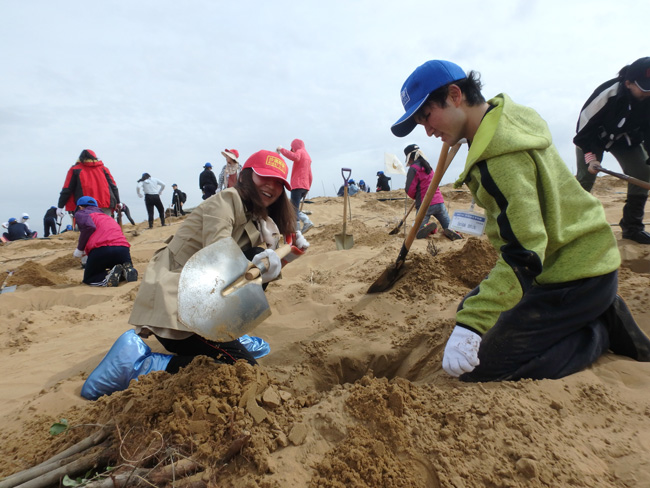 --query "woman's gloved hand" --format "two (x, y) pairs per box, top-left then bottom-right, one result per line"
(442, 326), (481, 377)
(294, 231), (310, 251)
(251, 249), (282, 283)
